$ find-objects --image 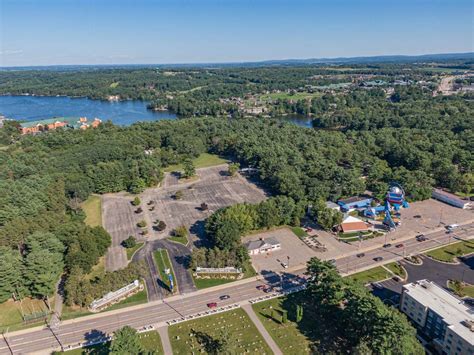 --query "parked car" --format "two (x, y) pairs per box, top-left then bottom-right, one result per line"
(373, 256), (383, 262)
(219, 295), (230, 300)
(383, 243), (392, 248)
(207, 302), (217, 309)
(395, 243), (404, 248)
(256, 285), (265, 290)
(356, 253), (365, 258)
